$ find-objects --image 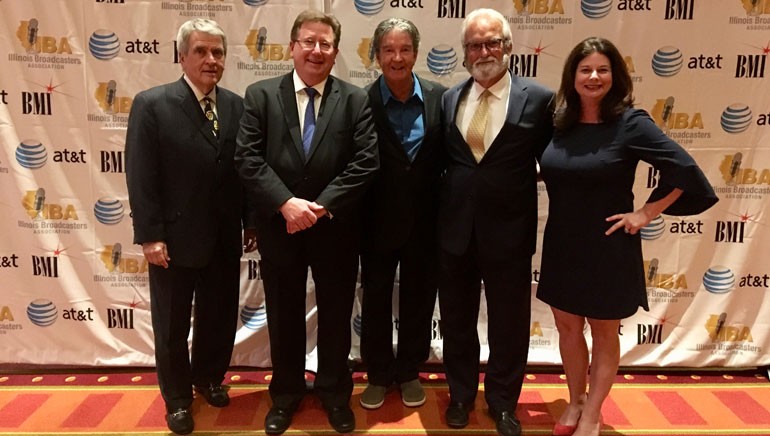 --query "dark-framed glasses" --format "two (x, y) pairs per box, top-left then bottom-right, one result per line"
(294, 39), (335, 52)
(465, 38), (504, 53)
